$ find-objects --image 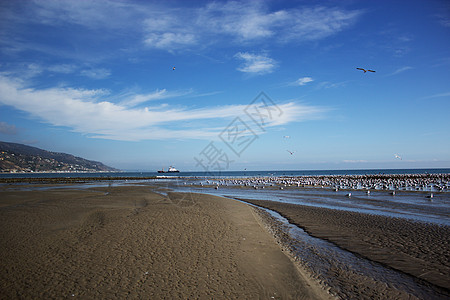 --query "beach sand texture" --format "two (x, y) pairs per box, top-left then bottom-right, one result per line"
(241, 199), (450, 292)
(0, 185), (325, 299)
